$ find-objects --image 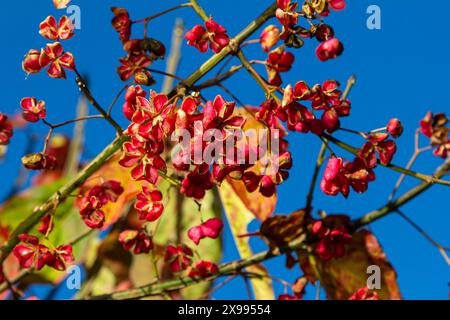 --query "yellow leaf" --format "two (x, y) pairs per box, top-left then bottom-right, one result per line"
(219, 180), (274, 300)
(79, 152), (144, 228)
(224, 107), (279, 222)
